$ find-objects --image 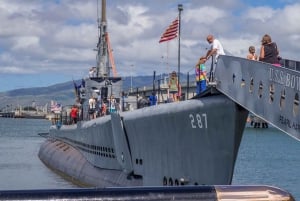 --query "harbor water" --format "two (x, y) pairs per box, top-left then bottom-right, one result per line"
(0, 118), (299, 199)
